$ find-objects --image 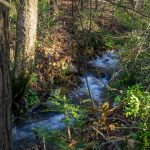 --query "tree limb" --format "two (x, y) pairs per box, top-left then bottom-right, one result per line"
(105, 0), (150, 19)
